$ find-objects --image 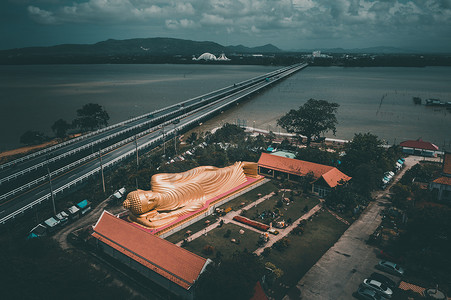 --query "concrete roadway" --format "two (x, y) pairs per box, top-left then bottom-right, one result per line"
(286, 156), (437, 300)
